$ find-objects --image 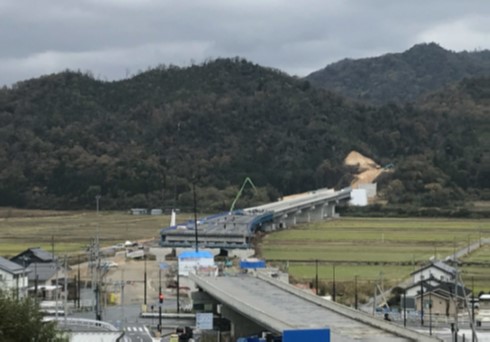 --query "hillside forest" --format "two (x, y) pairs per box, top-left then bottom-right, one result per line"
(0, 48), (488, 213)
